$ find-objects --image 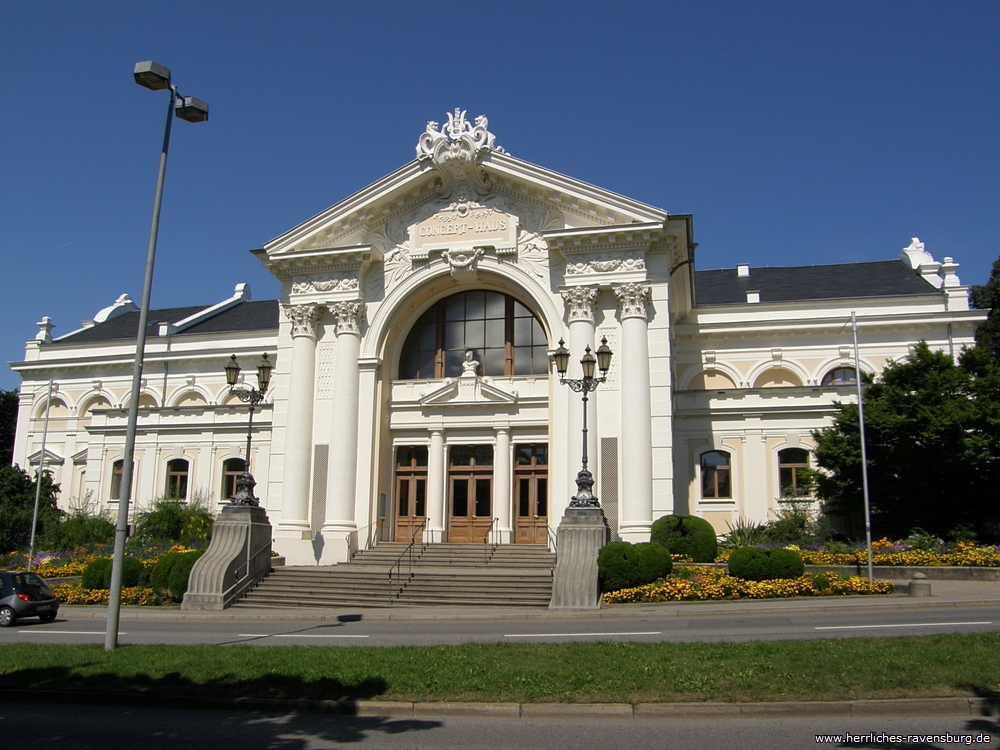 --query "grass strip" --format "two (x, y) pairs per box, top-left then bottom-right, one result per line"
(1, 634), (998, 704)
